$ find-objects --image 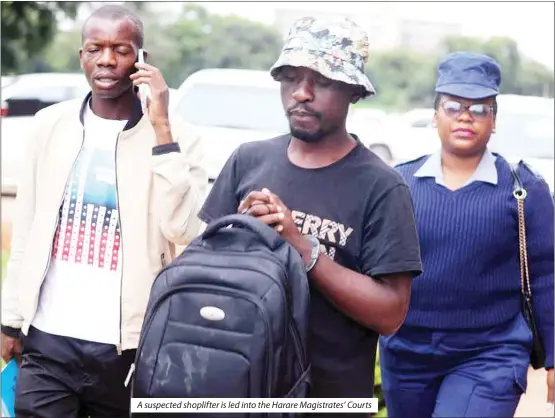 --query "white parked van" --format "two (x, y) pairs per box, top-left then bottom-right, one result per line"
(172, 68), (397, 183)
(489, 94), (554, 192)
(172, 69), (289, 183)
